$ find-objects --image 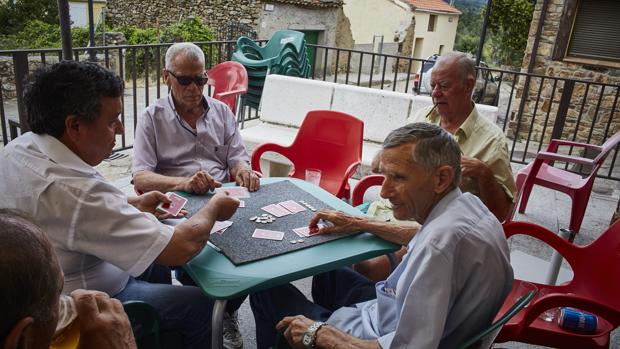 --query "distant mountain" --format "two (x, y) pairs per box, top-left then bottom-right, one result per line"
(449, 0), (486, 10)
